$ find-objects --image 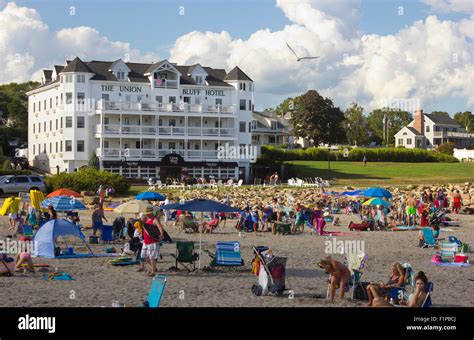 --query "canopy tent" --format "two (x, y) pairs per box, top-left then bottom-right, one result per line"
(33, 219), (93, 258)
(362, 197), (390, 207)
(114, 200), (153, 214)
(135, 191), (166, 201)
(363, 187), (392, 198)
(41, 196), (87, 211)
(161, 199), (242, 268)
(47, 189), (82, 198)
